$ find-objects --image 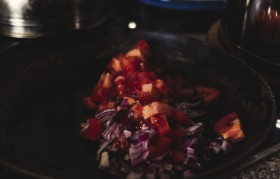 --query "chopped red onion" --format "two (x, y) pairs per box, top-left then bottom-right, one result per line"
(182, 138), (198, 150)
(123, 130), (132, 138)
(102, 122), (123, 141)
(143, 127), (156, 136)
(139, 132), (149, 142)
(221, 140), (232, 154)
(95, 108), (116, 124)
(121, 98), (128, 107)
(186, 148), (196, 160)
(129, 140), (149, 166)
(141, 125), (149, 130)
(184, 123), (203, 136)
(130, 131), (140, 141)
(209, 141), (222, 154)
